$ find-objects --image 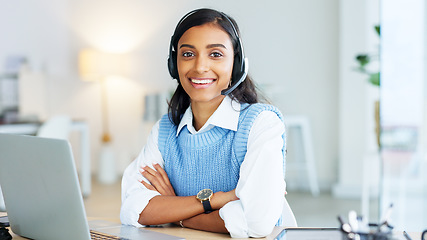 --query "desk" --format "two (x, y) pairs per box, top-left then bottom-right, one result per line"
(1, 213), (421, 240)
(0, 213), (262, 240)
(0, 121), (91, 196)
(7, 226), (232, 240)
(147, 226), (233, 240)
(6, 225), (422, 240)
